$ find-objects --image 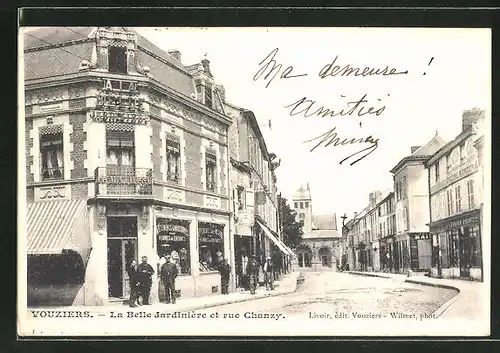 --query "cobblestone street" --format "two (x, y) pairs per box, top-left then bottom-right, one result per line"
(195, 270), (457, 319)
